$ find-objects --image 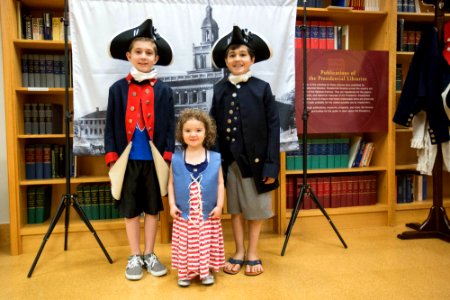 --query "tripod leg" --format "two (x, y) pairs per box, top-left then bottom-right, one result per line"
(28, 195), (69, 278)
(309, 189), (347, 248)
(71, 195), (113, 263)
(281, 185), (307, 256)
(64, 194), (70, 251)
